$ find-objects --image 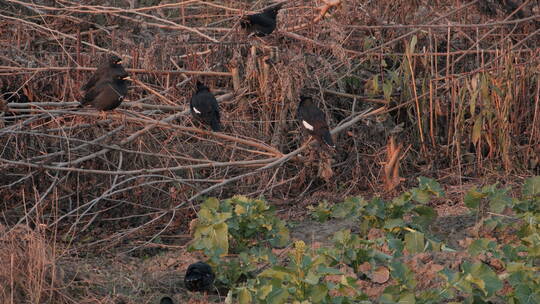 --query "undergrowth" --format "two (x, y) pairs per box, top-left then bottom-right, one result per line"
(190, 176), (540, 303)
